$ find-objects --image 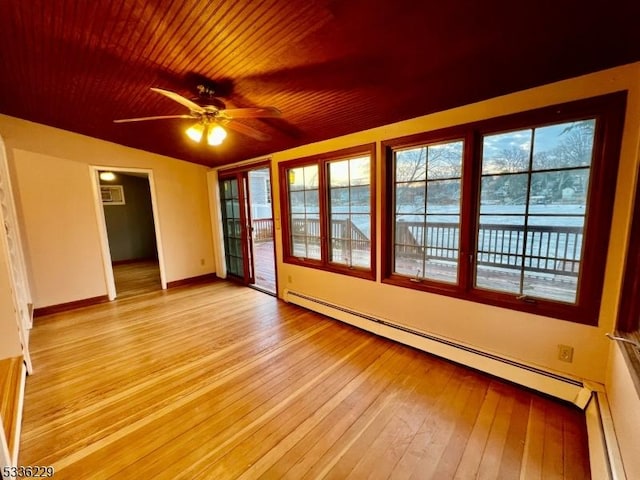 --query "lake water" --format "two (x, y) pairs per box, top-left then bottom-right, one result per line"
(291, 203), (586, 238)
